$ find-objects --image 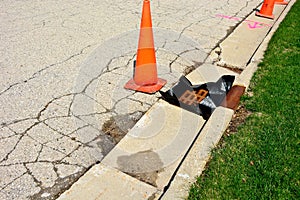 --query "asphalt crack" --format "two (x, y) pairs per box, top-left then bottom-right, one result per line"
(0, 45), (92, 96)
